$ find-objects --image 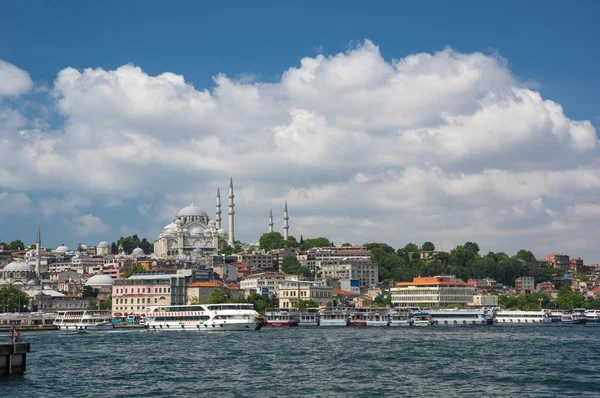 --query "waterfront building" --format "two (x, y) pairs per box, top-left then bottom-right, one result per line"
(319, 259), (379, 288)
(154, 179), (237, 257)
(277, 281), (333, 308)
(515, 276), (535, 295)
(300, 246), (372, 270)
(186, 282), (222, 304)
(390, 276), (475, 308)
(32, 291), (95, 312)
(239, 272), (285, 297)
